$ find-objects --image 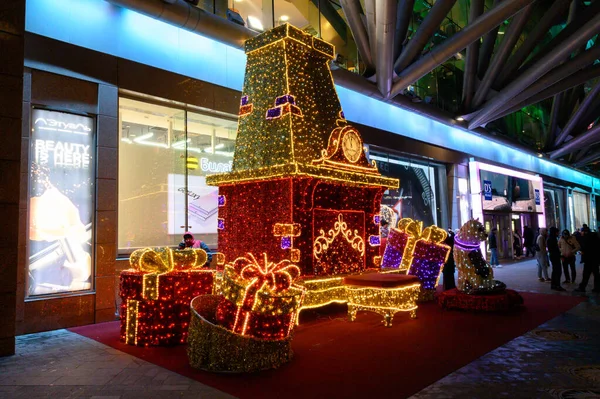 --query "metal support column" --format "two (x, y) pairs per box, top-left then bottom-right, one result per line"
(376, 0), (397, 97)
(468, 15), (600, 129)
(341, 0), (375, 76)
(471, 3), (534, 108)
